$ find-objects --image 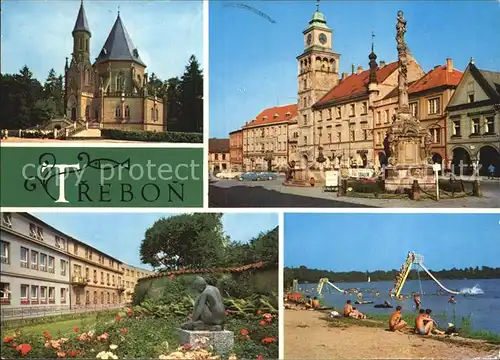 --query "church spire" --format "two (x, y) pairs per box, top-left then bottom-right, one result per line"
(73, 0), (91, 36)
(369, 31), (378, 83)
